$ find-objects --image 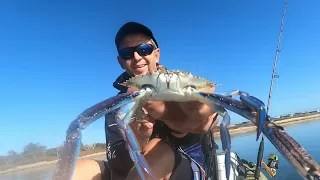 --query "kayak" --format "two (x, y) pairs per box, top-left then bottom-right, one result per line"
(215, 151), (269, 180)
